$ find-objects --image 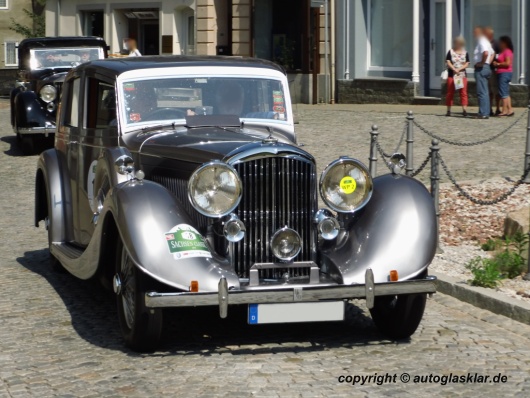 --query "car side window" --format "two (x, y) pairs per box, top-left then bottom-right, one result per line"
(86, 78), (116, 129)
(63, 78), (80, 127)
